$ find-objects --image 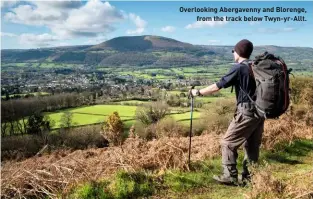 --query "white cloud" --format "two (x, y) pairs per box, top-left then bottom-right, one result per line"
(249, 21), (261, 26)
(283, 27), (296, 32)
(19, 33), (59, 47)
(4, 0), (147, 46)
(1, 32), (17, 37)
(208, 40), (220, 45)
(84, 35), (107, 45)
(4, 3), (69, 26)
(57, 0), (123, 38)
(257, 27), (296, 34)
(1, 0), (18, 8)
(185, 17), (228, 29)
(161, 26), (176, 33)
(126, 13), (147, 35)
(29, 1), (83, 10)
(5, 0), (124, 40)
